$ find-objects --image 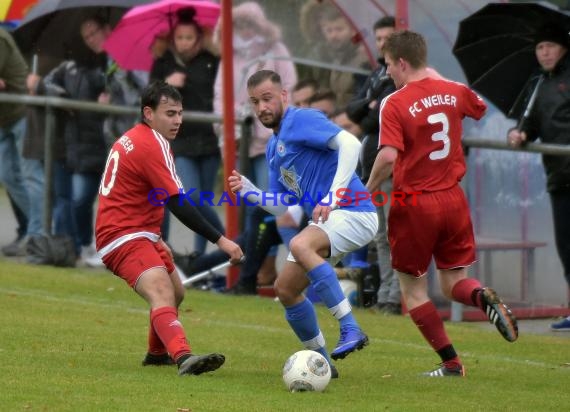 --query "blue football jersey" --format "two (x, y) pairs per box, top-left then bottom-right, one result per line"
(266, 107), (375, 217)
